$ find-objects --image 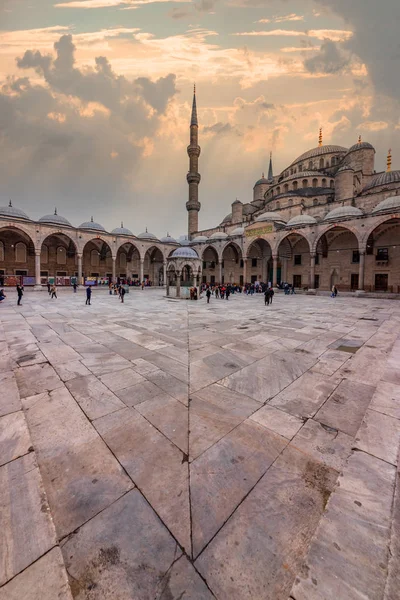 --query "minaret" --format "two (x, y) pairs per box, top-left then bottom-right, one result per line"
(186, 85), (201, 238)
(267, 151), (273, 182)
